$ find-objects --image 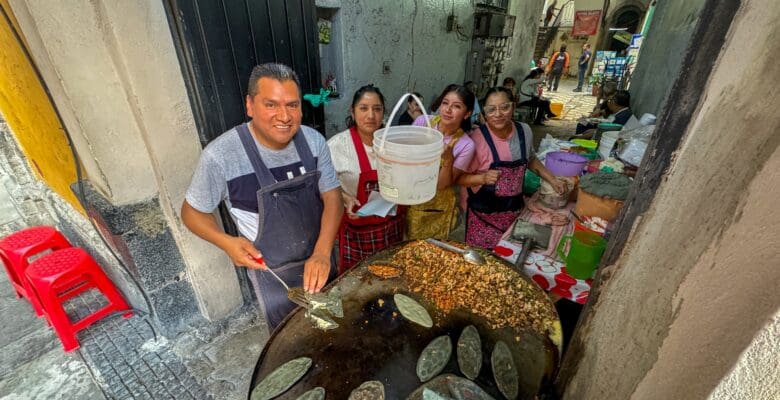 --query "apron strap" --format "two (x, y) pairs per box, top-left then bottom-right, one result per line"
(513, 121), (529, 164)
(237, 123), (277, 187)
(479, 124), (502, 163)
(292, 127), (317, 173)
(348, 126), (373, 174)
